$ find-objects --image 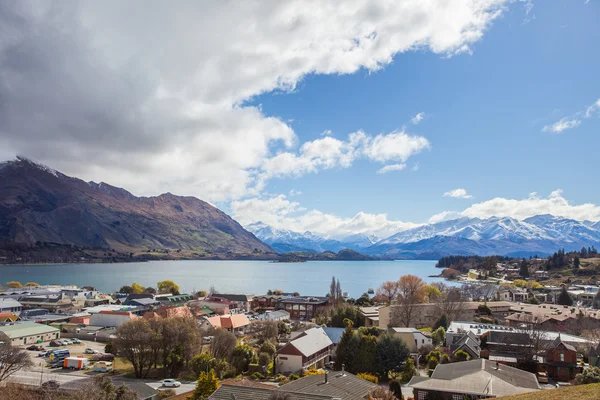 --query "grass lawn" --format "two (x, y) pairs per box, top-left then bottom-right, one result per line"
(113, 357), (135, 375)
(500, 383), (600, 399)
